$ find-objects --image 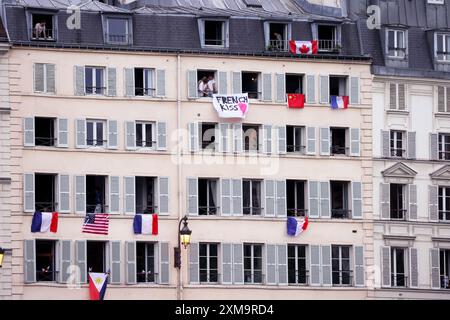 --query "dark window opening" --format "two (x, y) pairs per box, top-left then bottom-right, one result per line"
(31, 14), (54, 40)
(85, 67), (105, 95)
(136, 177), (156, 214)
(35, 173), (56, 212)
(136, 122), (153, 148)
(134, 68), (154, 96)
(331, 181), (350, 219)
(197, 70), (217, 97)
(86, 120), (105, 146)
(243, 180), (262, 216)
(198, 179), (218, 216)
(286, 74), (303, 95)
(36, 240), (56, 282)
(86, 175), (106, 214)
(106, 18), (129, 44)
(286, 126), (304, 153)
(391, 247), (407, 287)
(439, 187), (450, 222)
(330, 128), (347, 155)
(87, 241), (106, 276)
(440, 249), (450, 289)
(244, 244), (263, 284)
(35, 117), (55, 147)
(136, 242), (156, 283)
(329, 76), (347, 97)
(200, 243), (219, 283)
(288, 245), (308, 285)
(390, 184), (406, 220)
(390, 131), (405, 158)
(200, 123), (217, 150)
(243, 125), (259, 152)
(287, 180), (306, 217)
(204, 21), (224, 46)
(242, 72), (260, 99)
(332, 245), (352, 286)
(439, 133), (450, 160)
(318, 25), (338, 52)
(268, 23), (288, 51)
